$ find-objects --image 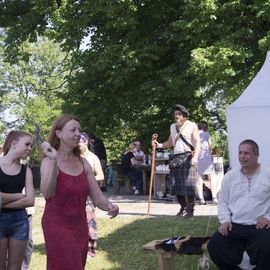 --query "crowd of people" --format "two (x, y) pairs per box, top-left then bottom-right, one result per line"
(1, 106), (269, 270)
